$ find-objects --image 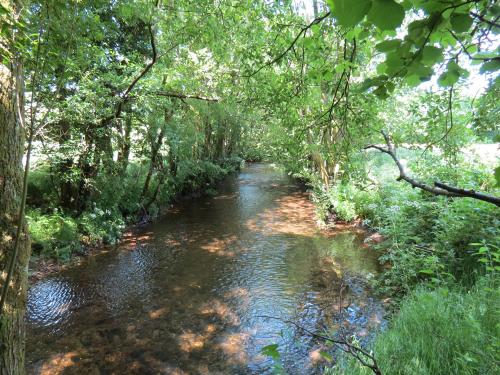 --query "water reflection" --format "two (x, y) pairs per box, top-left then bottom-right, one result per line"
(27, 163), (383, 374)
